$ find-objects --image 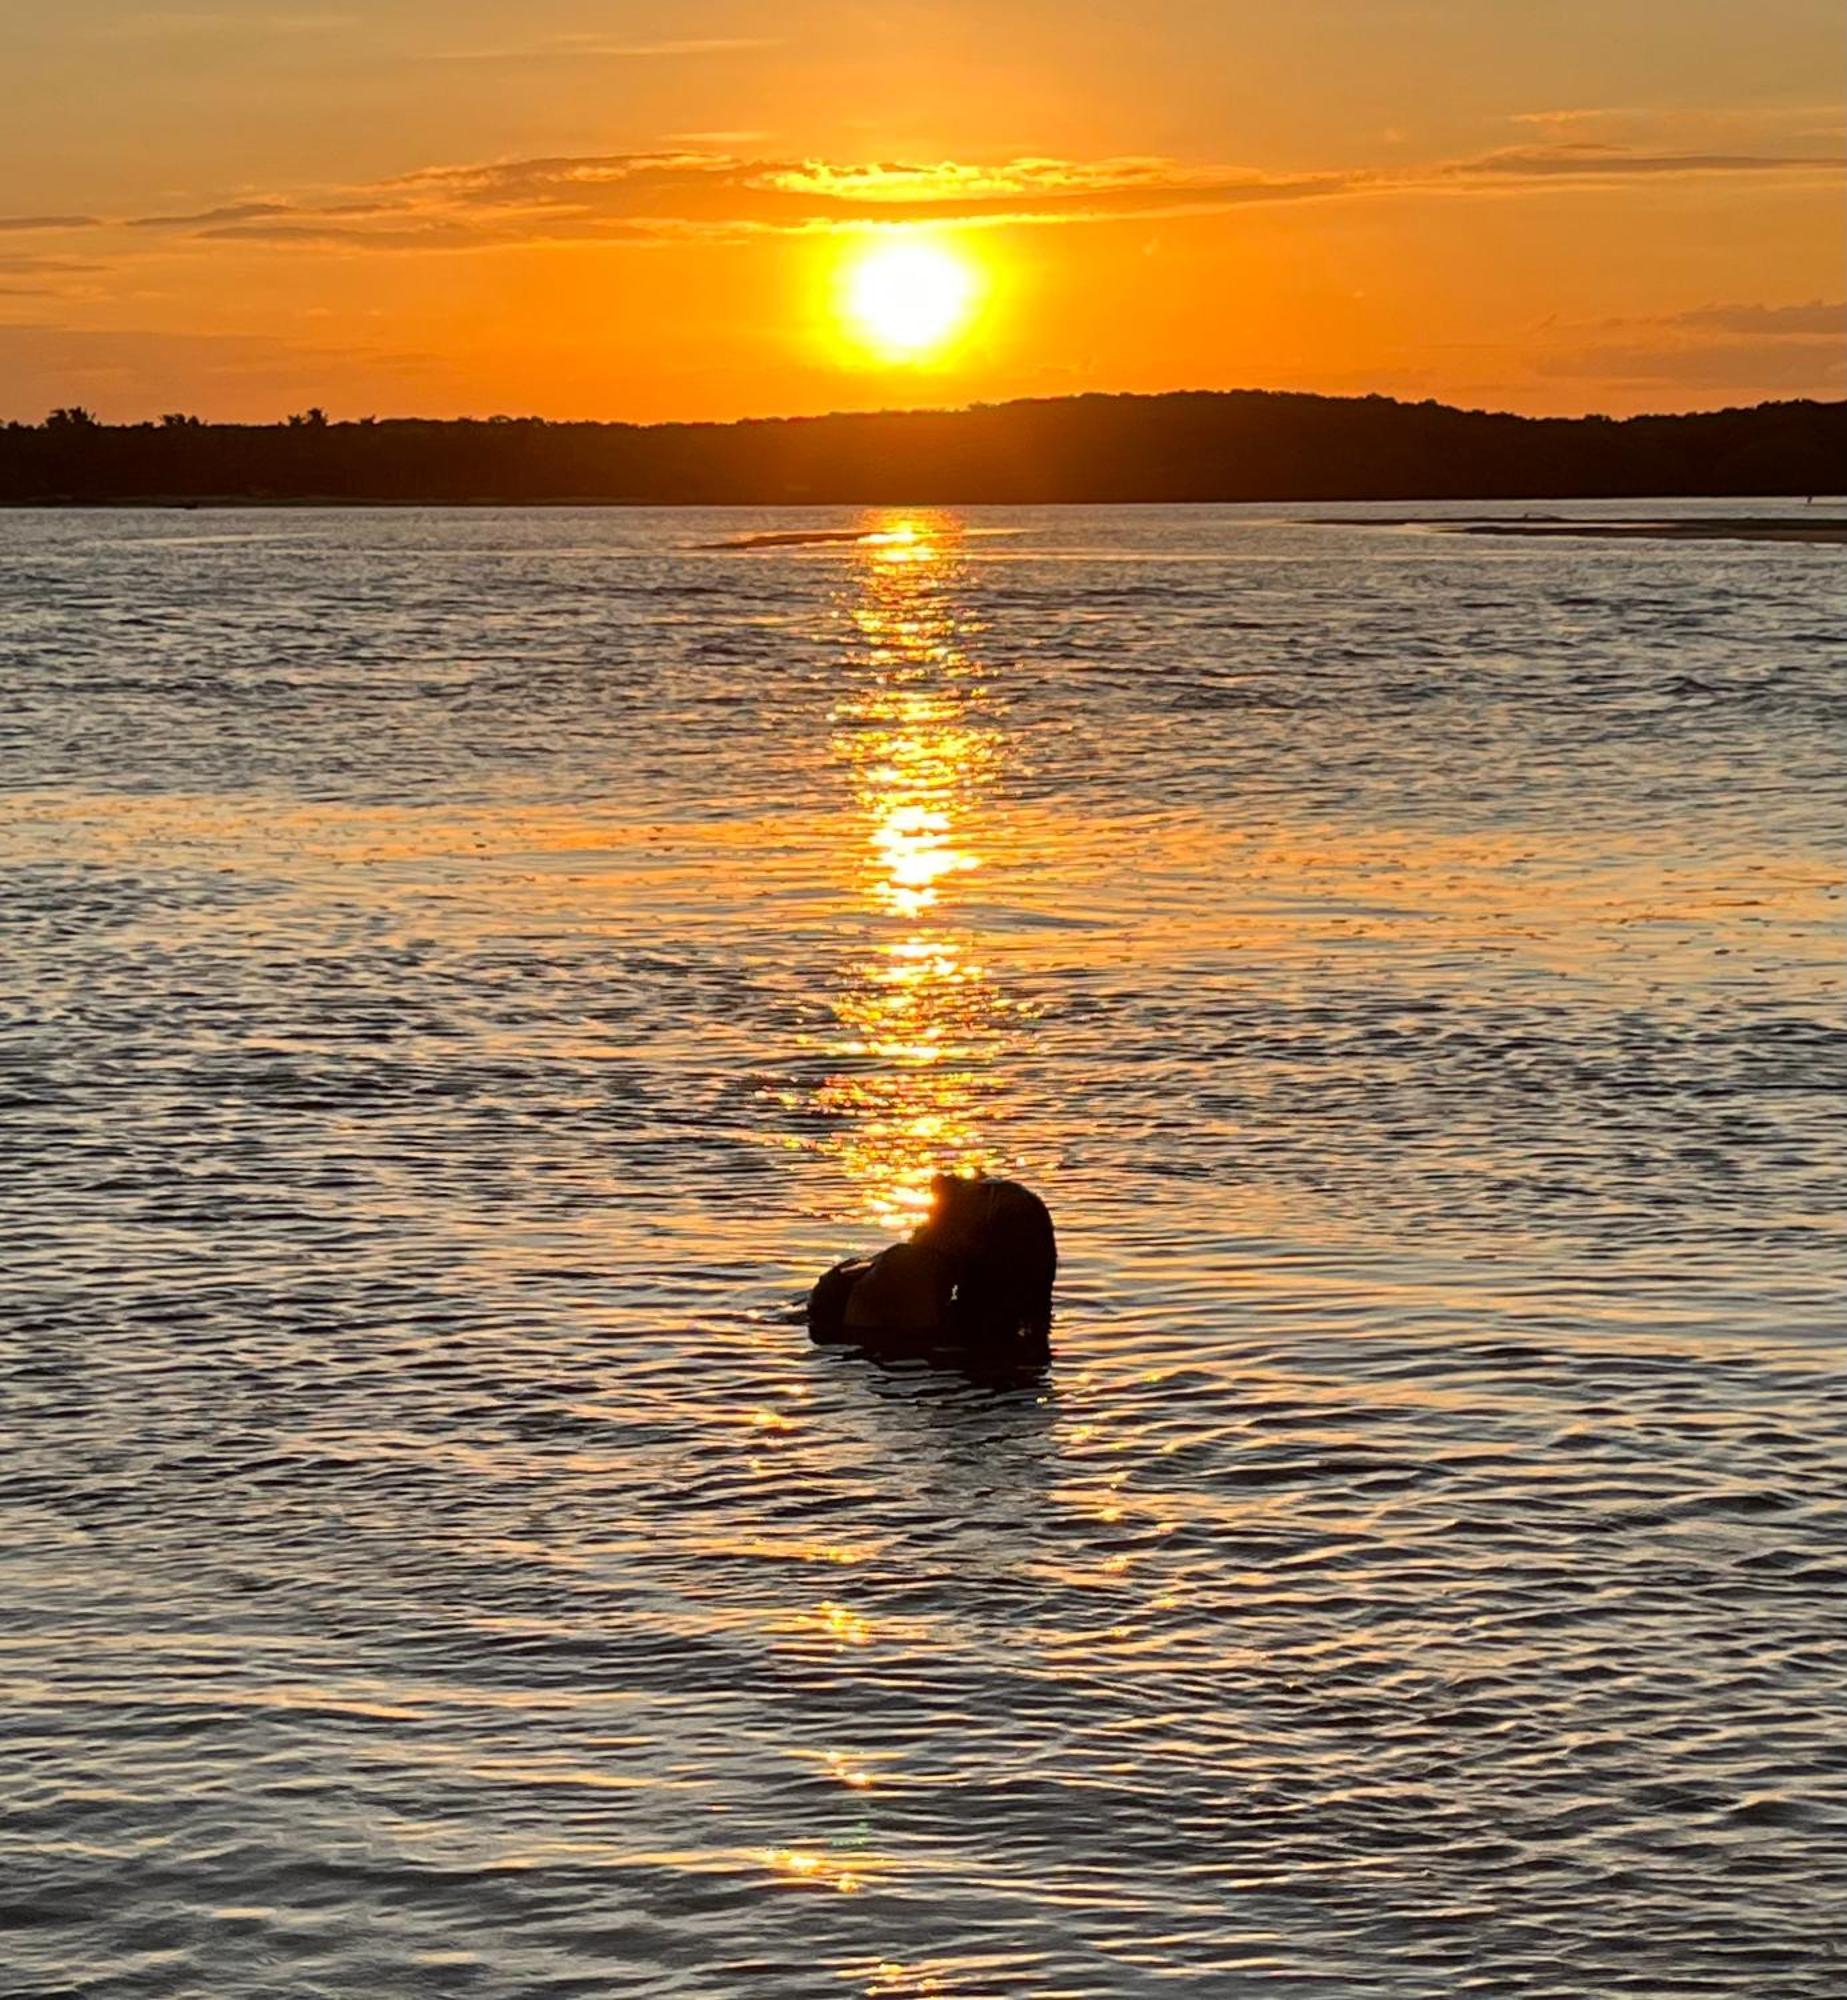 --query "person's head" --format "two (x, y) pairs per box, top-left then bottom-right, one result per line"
(915, 1172), (1057, 1340)
(918, 1171), (989, 1258)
